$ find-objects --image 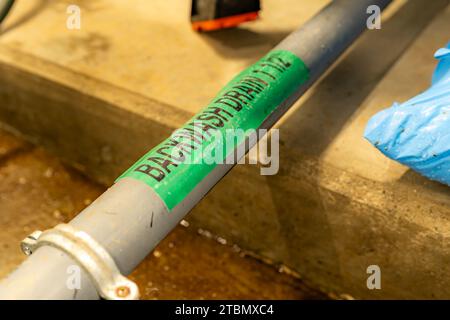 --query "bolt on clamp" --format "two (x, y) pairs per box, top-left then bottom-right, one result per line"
(21, 223), (140, 300)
